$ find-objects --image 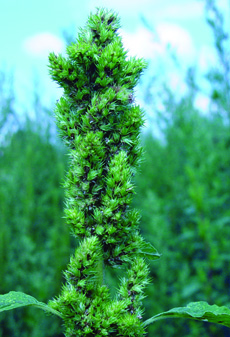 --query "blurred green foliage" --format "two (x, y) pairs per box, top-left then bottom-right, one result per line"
(0, 0), (229, 336)
(134, 101), (230, 337)
(133, 1), (230, 336)
(0, 93), (70, 336)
